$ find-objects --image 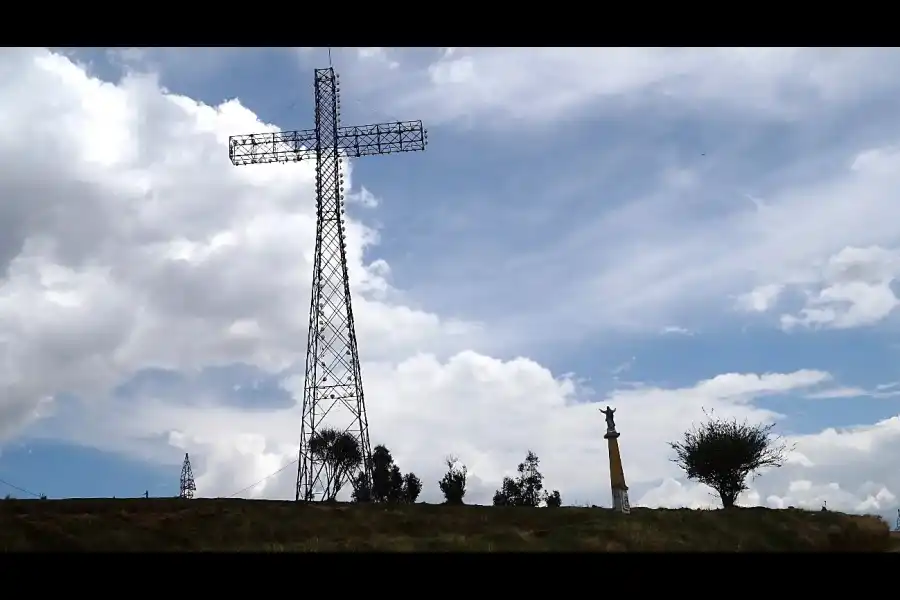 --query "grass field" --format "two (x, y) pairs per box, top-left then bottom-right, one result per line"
(0, 498), (890, 552)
